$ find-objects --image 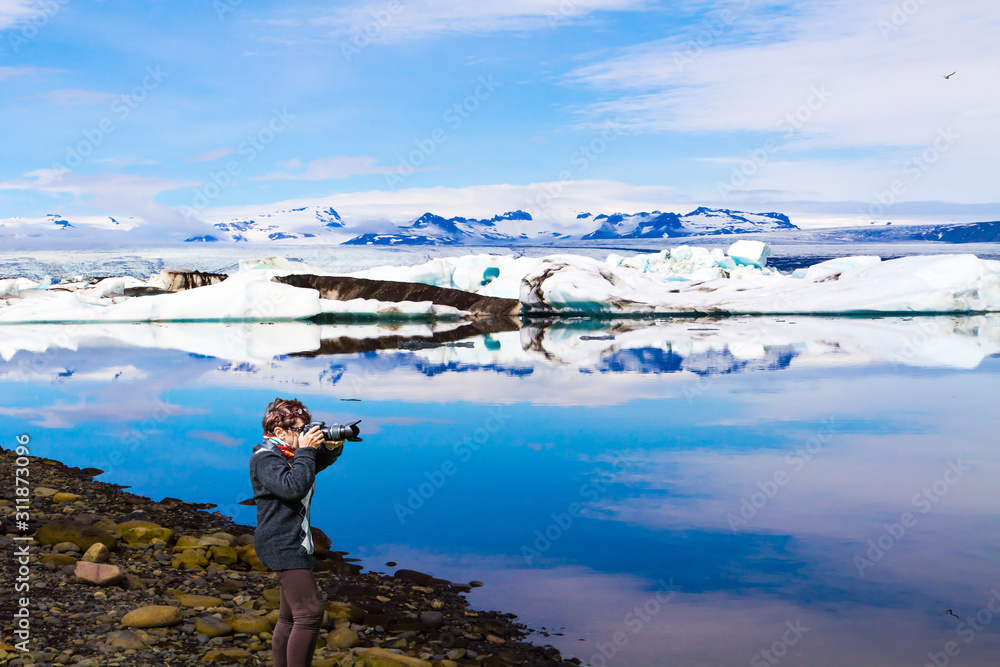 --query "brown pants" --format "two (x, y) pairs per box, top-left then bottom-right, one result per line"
(272, 568), (324, 667)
